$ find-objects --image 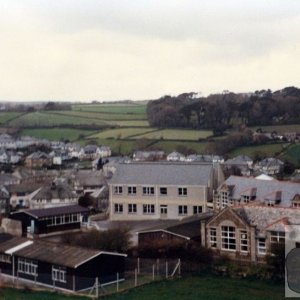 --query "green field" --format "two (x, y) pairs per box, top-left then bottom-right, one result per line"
(8, 112), (108, 127)
(280, 144), (300, 165)
(89, 128), (156, 139)
(19, 128), (96, 142)
(152, 140), (207, 153)
(52, 111), (147, 121)
(0, 276), (284, 300)
(73, 104), (146, 115)
(133, 129), (213, 141)
(250, 124), (300, 134)
(229, 143), (288, 159)
(0, 112), (24, 125)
